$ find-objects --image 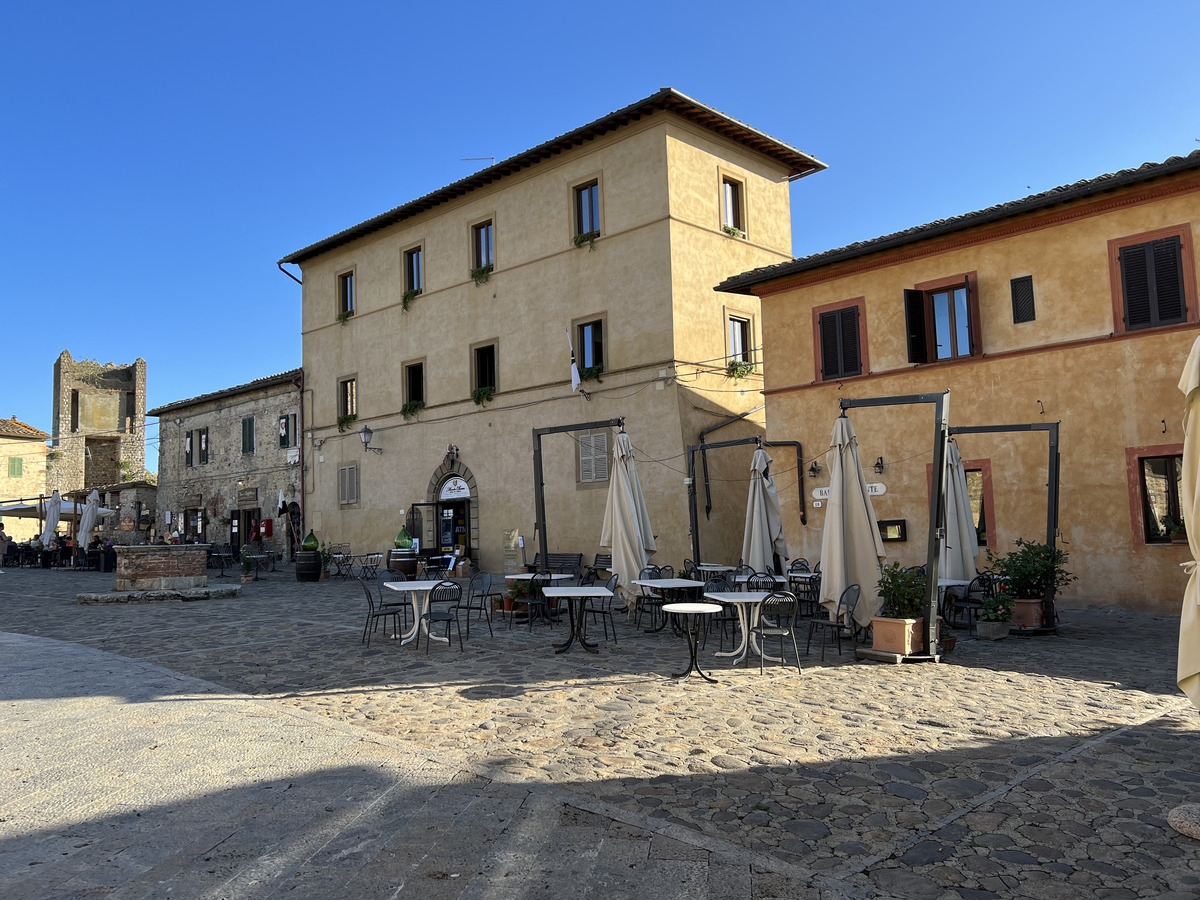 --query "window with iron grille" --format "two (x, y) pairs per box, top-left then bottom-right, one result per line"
(338, 464), (359, 506)
(1011, 275), (1036, 324)
(1119, 236), (1186, 331)
(578, 432), (609, 484)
